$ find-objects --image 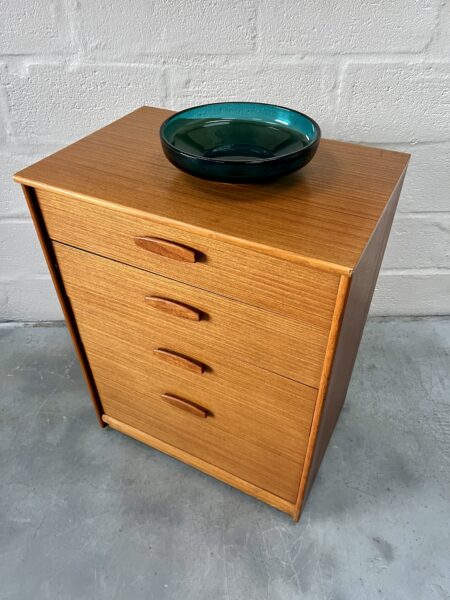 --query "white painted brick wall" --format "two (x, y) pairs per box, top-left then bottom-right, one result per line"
(336, 62), (450, 143)
(166, 63), (337, 132)
(1, 0), (449, 320)
(0, 1), (71, 54)
(3, 64), (166, 144)
(258, 0), (439, 53)
(76, 0), (257, 57)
